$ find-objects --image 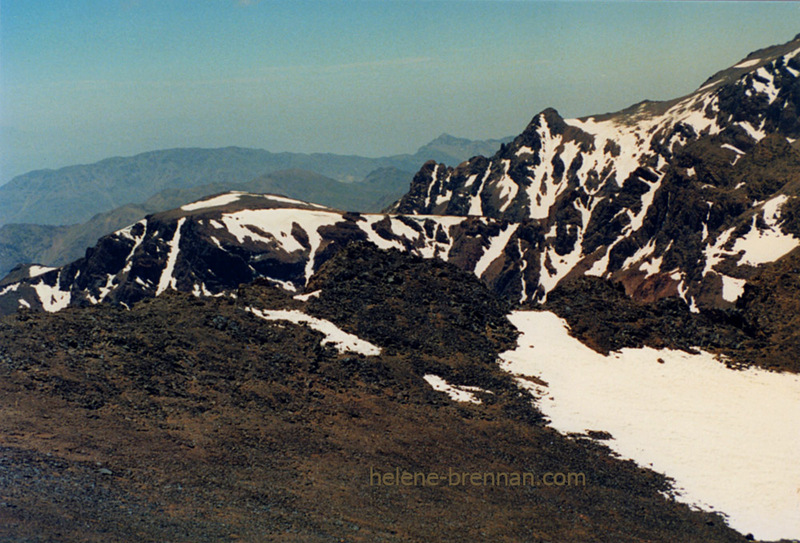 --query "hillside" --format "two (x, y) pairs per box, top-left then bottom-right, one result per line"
(0, 167), (413, 277)
(0, 245), (750, 542)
